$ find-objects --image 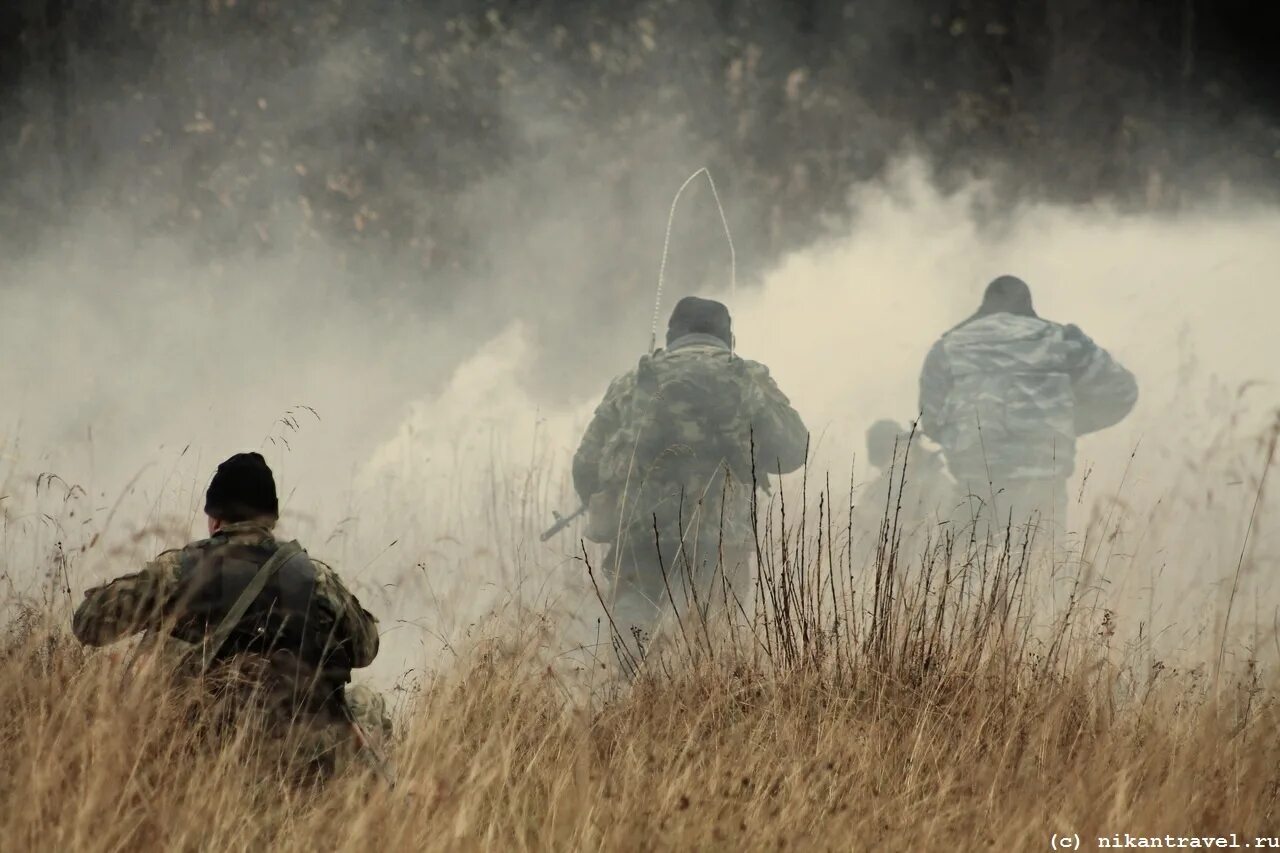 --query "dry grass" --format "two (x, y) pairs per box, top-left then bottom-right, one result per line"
(2, 452), (1279, 852)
